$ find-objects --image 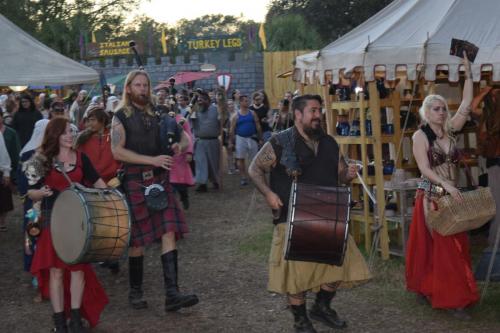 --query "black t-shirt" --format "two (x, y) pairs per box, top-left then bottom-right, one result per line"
(250, 104), (271, 132)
